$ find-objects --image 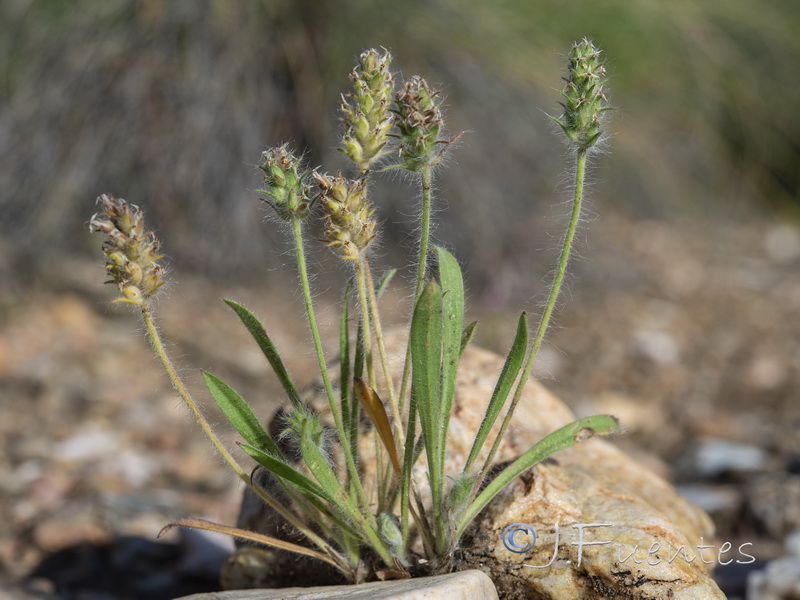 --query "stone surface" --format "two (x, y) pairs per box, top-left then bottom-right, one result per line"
(184, 570), (497, 600)
(746, 528), (800, 600)
(226, 333), (725, 599)
(747, 555), (800, 600)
